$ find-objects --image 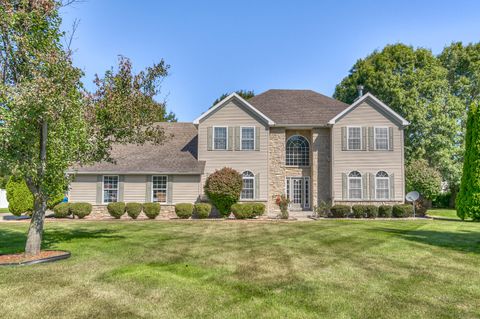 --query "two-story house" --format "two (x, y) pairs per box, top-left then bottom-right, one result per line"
(68, 89), (409, 217)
